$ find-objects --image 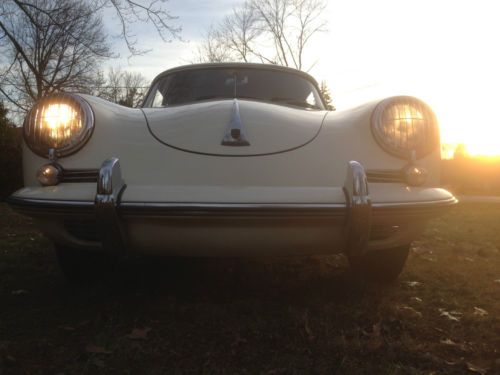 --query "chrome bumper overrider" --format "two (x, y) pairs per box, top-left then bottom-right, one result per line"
(7, 158), (458, 256)
(344, 161), (372, 257)
(95, 157), (127, 252)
